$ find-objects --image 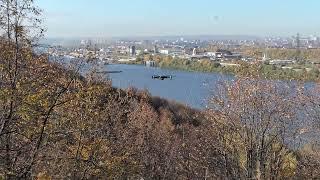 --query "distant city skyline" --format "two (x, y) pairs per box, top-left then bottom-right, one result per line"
(37, 0), (320, 38)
